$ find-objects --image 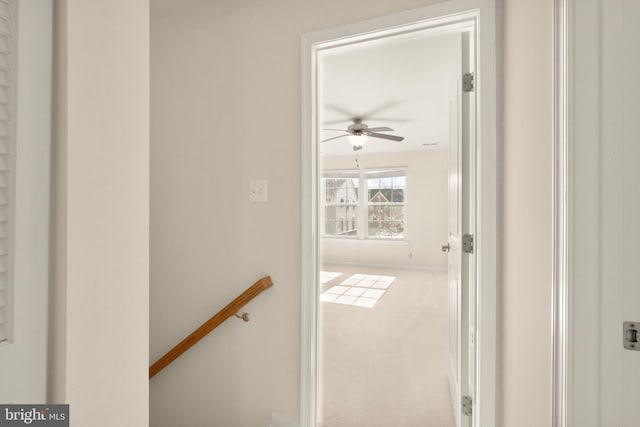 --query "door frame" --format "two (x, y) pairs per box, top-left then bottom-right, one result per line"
(552, 1), (601, 426)
(552, 0), (568, 425)
(552, 0), (640, 426)
(301, 1), (499, 426)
